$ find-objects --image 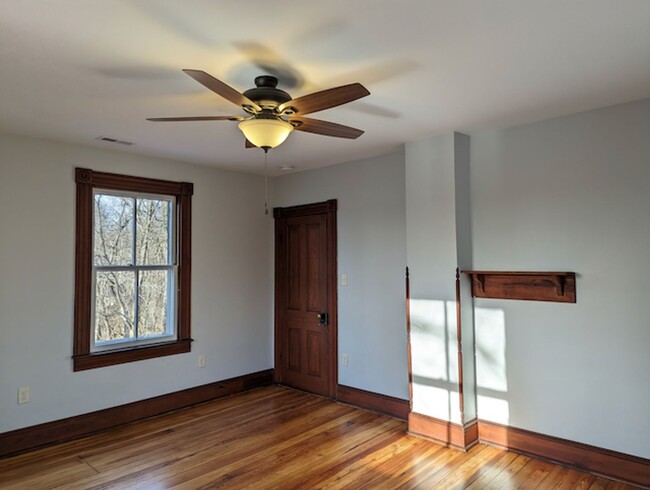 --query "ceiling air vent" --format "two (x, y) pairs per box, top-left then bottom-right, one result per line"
(96, 136), (134, 146)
